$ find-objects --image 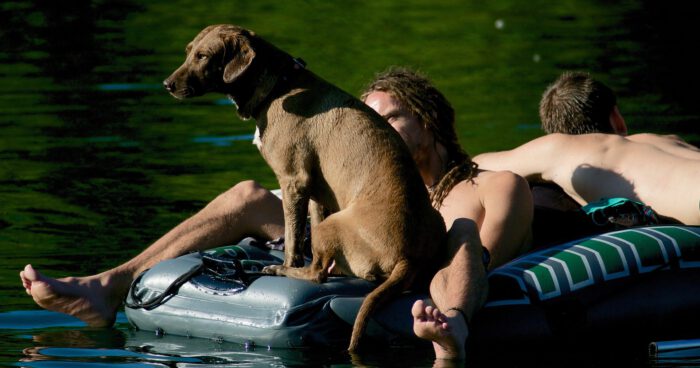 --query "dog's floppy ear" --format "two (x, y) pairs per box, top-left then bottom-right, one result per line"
(222, 34), (256, 84)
